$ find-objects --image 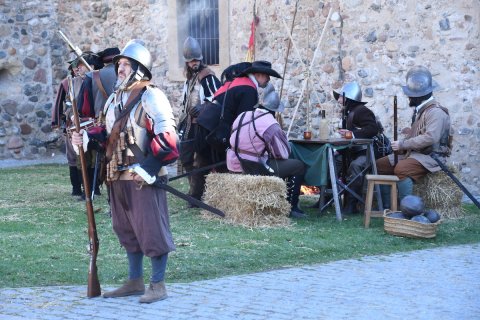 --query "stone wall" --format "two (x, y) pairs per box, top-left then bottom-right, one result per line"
(0, 0), (478, 196)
